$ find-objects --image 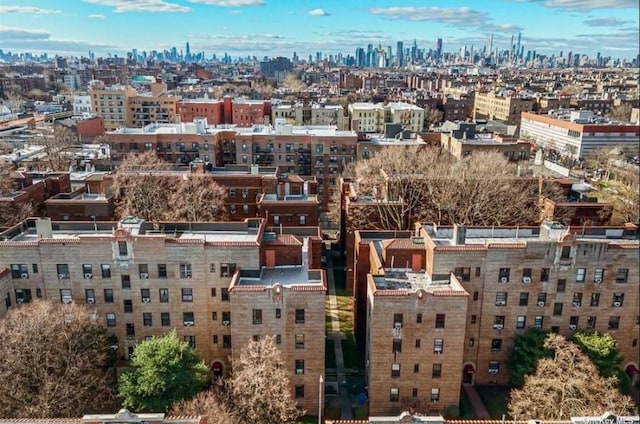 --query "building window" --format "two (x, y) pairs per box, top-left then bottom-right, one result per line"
(432, 364), (442, 378)
(433, 339), (443, 354)
(221, 288), (230, 301)
(252, 309), (262, 324)
(180, 263), (192, 279)
(211, 288), (217, 297)
(212, 335), (218, 344)
(123, 299), (133, 313)
(473, 291), (479, 301)
(534, 315), (544, 329)
(498, 268), (510, 282)
(183, 312), (195, 326)
(158, 264), (167, 278)
(516, 315), (526, 329)
(416, 313), (422, 323)
(118, 241), (128, 256)
(32, 264), (38, 274)
(616, 268), (628, 283)
(220, 263), (236, 278)
(576, 268), (585, 283)
(57, 264), (70, 279)
(295, 359), (305, 374)
(471, 315), (477, 324)
(594, 268), (604, 283)
(414, 364), (420, 373)
(273, 215), (280, 225)
(586, 316), (597, 329)
(557, 278), (566, 292)
(391, 363), (401, 378)
(143, 312), (152, 327)
(295, 309), (305, 323)
(537, 292), (547, 306)
(141, 288), (151, 303)
(608, 316), (620, 330)
(222, 311), (230, 324)
(454, 267), (471, 281)
(101, 264), (111, 278)
(184, 336), (196, 348)
(60, 289), (72, 304)
(276, 308), (281, 319)
(181, 288), (193, 302)
(392, 339), (402, 352)
(276, 334), (282, 344)
(495, 292), (507, 306)
(121, 275), (131, 289)
(489, 361), (500, 374)
(491, 339), (503, 351)
(85, 289), (95, 304)
(104, 289), (114, 303)
(295, 385), (305, 399)
(475, 267), (481, 277)
(159, 288), (169, 303)
(553, 302), (563, 316)
(540, 268), (550, 283)
(612, 293), (624, 307)
(161, 312), (170, 326)
(430, 388), (440, 402)
(521, 268), (532, 283)
(435, 314), (445, 328)
(519, 292), (529, 306)
(106, 313), (116, 327)
(390, 388), (399, 402)
(295, 334), (304, 349)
